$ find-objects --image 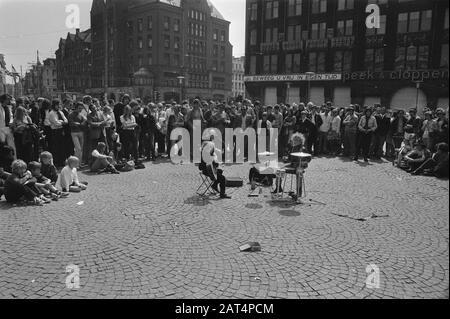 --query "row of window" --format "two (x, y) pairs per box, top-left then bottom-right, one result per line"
(128, 35), (181, 51)
(128, 16), (180, 33)
(189, 23), (206, 38)
(249, 0), (353, 20)
(188, 9), (207, 21)
(247, 45), (447, 74)
(213, 45), (226, 58)
(249, 8), (449, 46)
